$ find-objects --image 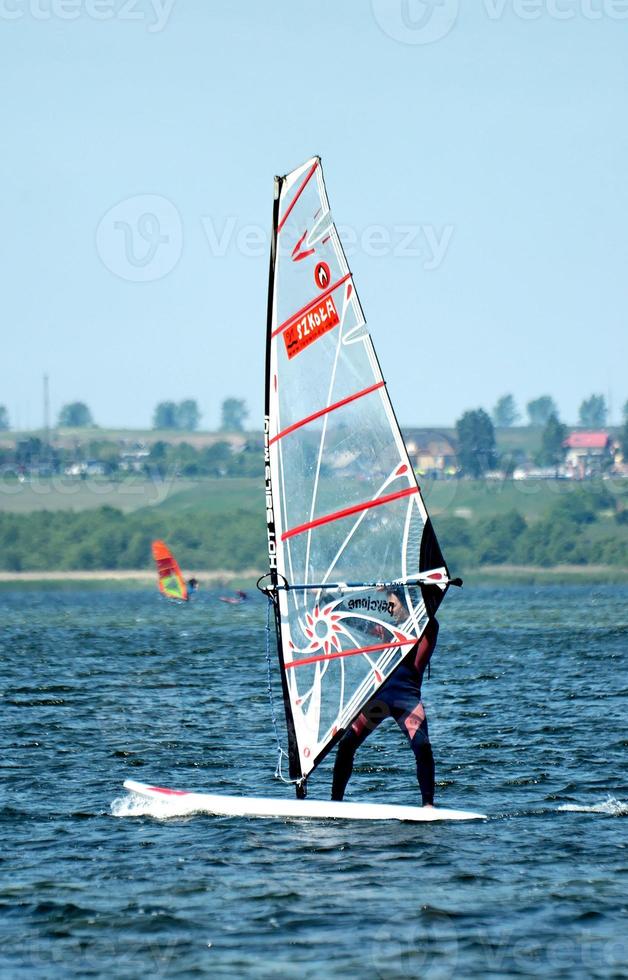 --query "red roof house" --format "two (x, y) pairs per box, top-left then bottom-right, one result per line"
(563, 432), (610, 451)
(563, 431), (612, 476)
